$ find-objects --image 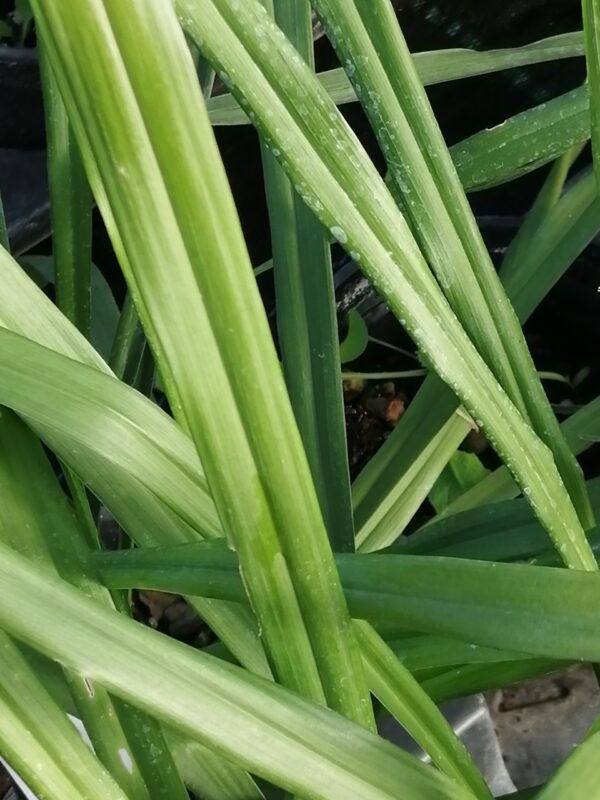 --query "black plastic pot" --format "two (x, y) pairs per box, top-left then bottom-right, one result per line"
(0, 45), (48, 255)
(0, 147), (48, 255)
(0, 46), (43, 149)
